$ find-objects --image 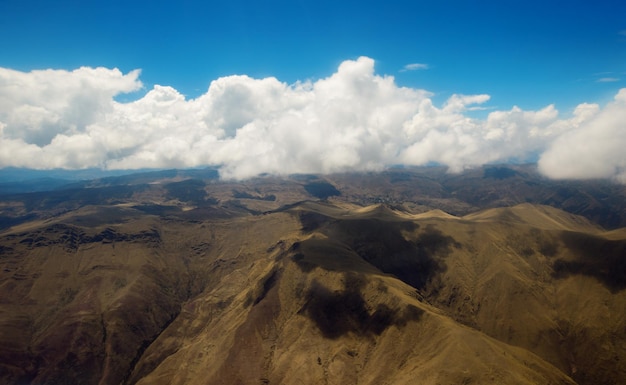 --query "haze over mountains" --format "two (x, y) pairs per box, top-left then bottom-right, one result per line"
(0, 165), (625, 384)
